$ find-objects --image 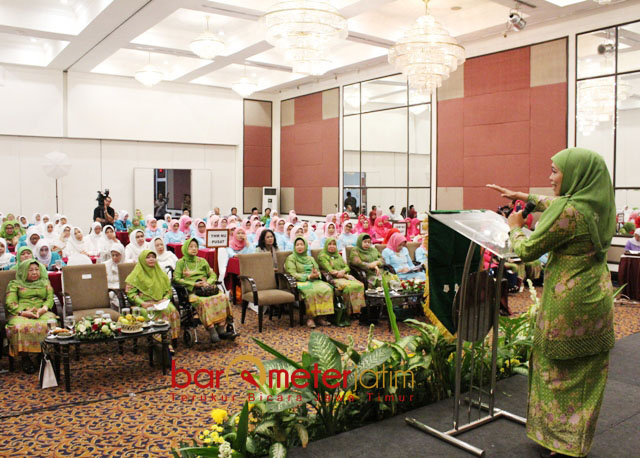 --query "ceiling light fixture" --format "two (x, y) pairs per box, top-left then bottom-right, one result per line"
(190, 16), (225, 60)
(134, 53), (163, 87)
(232, 66), (257, 98)
(508, 12), (526, 31)
(262, 0), (348, 76)
(388, 0), (465, 96)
